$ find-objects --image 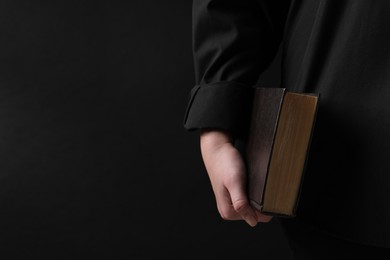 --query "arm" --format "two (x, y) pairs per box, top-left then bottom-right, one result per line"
(184, 0), (291, 226)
